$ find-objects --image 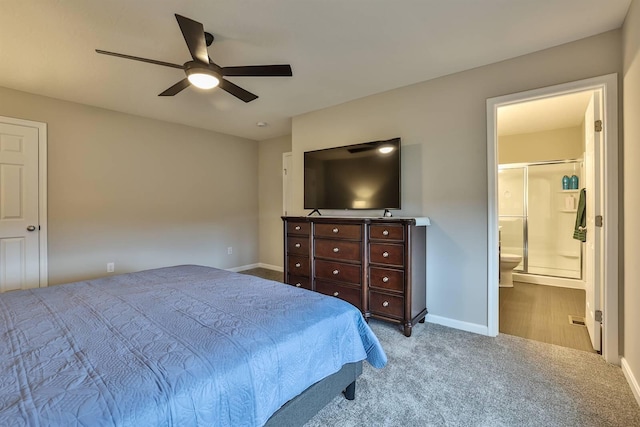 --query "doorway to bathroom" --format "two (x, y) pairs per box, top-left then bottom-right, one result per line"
(486, 74), (619, 363)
